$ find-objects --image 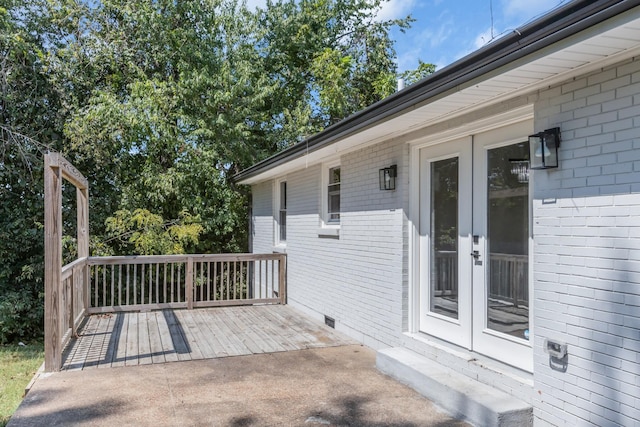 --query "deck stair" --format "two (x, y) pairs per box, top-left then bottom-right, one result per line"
(377, 347), (532, 427)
